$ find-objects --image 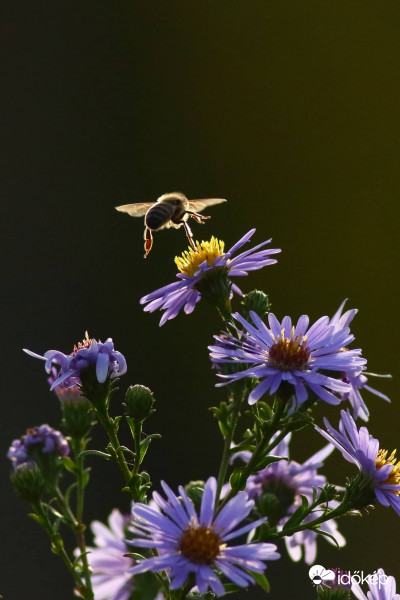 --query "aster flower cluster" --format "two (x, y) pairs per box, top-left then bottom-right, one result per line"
(11, 224), (397, 600)
(7, 424), (70, 470)
(140, 229), (280, 325)
(129, 477), (280, 595)
(232, 433), (345, 565)
(315, 410), (400, 515)
(210, 305), (366, 408)
(24, 332), (127, 390)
